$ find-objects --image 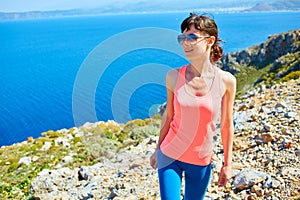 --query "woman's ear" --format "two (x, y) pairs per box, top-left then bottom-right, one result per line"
(206, 36), (215, 51)
(207, 36), (216, 46)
